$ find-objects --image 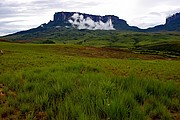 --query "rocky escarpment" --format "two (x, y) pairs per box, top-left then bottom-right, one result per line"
(41, 12), (139, 31)
(147, 12), (180, 31)
(4, 11), (180, 37)
(166, 12), (180, 25)
(165, 12), (180, 30)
